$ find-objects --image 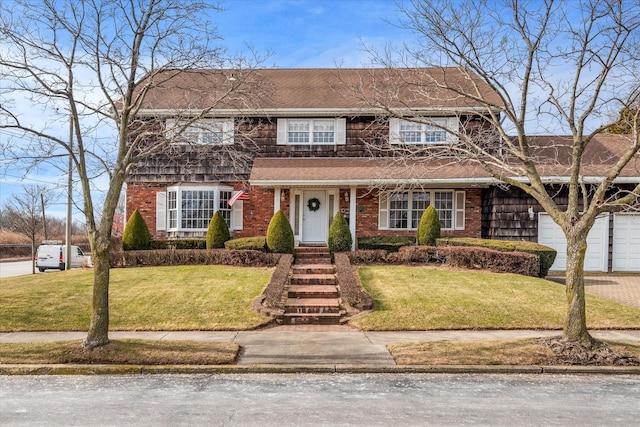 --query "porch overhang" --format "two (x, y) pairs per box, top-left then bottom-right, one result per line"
(249, 158), (495, 188)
